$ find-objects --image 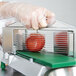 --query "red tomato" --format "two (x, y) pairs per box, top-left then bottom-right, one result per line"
(26, 33), (45, 52)
(55, 32), (68, 46)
